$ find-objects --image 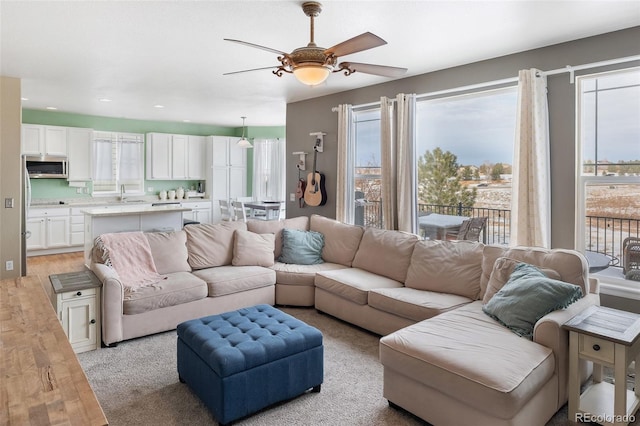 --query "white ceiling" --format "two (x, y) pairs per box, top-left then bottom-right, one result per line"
(2, 1), (639, 127)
